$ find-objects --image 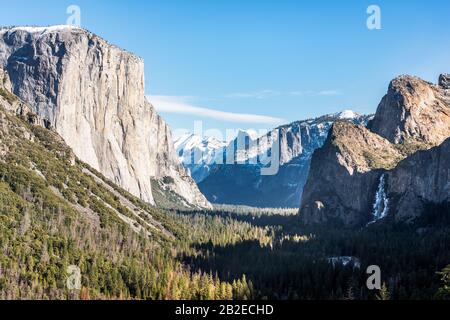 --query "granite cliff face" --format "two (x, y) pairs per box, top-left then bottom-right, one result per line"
(300, 75), (450, 226)
(386, 137), (450, 221)
(300, 121), (402, 225)
(0, 26), (211, 209)
(370, 75), (450, 145)
(0, 67), (43, 126)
